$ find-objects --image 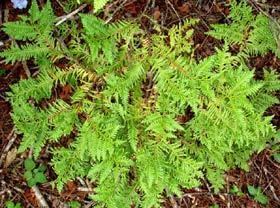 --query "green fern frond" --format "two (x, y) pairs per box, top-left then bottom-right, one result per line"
(2, 22), (37, 40)
(207, 0), (278, 57)
(93, 0), (111, 12)
(0, 44), (50, 63)
(246, 14), (278, 56)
